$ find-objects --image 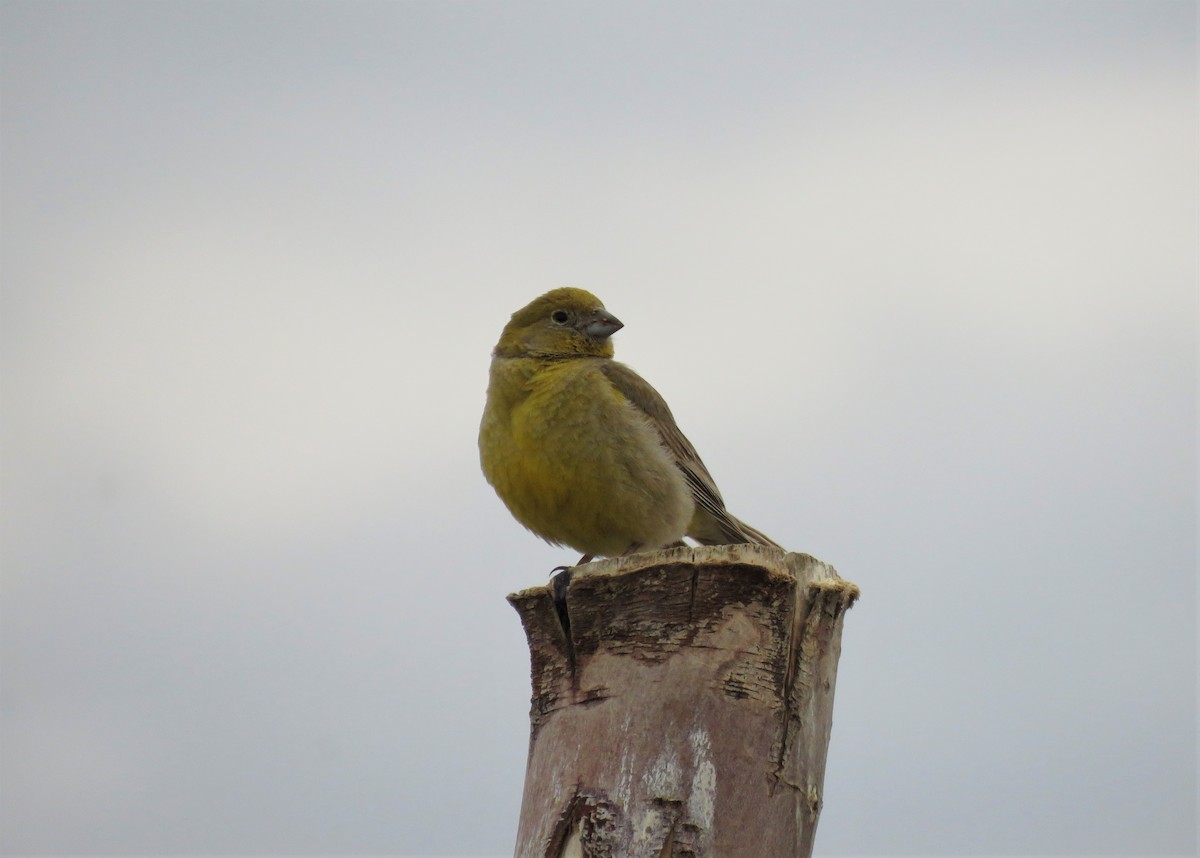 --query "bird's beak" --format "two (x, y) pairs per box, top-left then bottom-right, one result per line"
(581, 309), (623, 339)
